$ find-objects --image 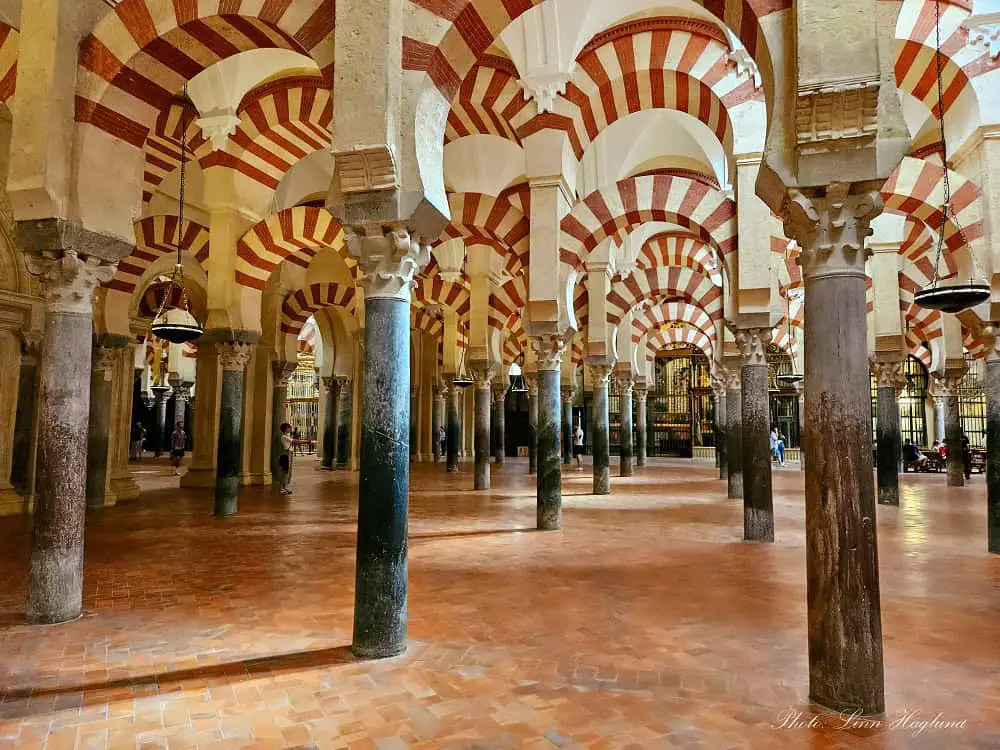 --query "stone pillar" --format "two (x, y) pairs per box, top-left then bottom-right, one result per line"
(446, 381), (461, 472)
(10, 332), (42, 507)
(171, 380), (188, 430)
(986, 329), (1000, 554)
(635, 385), (648, 467)
(561, 385), (574, 465)
(492, 381), (507, 465)
(526, 374), (539, 474)
(23, 249), (115, 624)
(617, 371), (634, 477)
(785, 184), (884, 715)
(86, 342), (122, 509)
(270, 361), (295, 492)
(337, 377), (353, 470)
(934, 397), (946, 443)
(0, 329), (24, 514)
(321, 377), (340, 470)
(939, 377), (965, 488)
(725, 368), (743, 500)
(108, 344), (141, 504)
(737, 328), (774, 542)
(797, 385), (806, 473)
(409, 387), (418, 459)
(533, 336), (564, 530)
(471, 365), (493, 490)
(344, 223), (431, 660)
(712, 376), (728, 480)
(181, 343), (222, 488)
(589, 364), (612, 494)
(214, 339), (253, 517)
(871, 360), (905, 506)
(151, 385), (171, 457)
(432, 386), (443, 463)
